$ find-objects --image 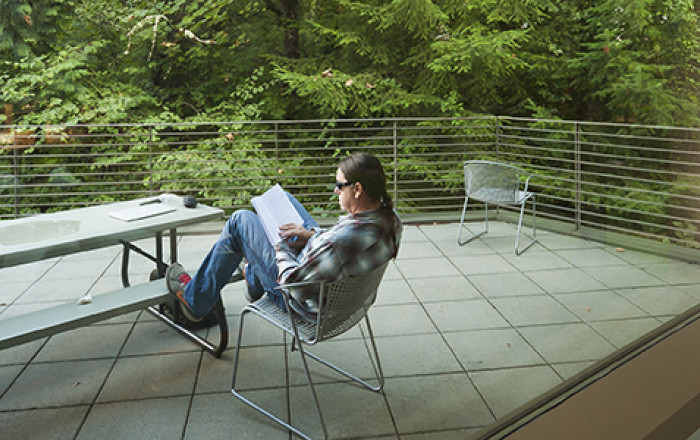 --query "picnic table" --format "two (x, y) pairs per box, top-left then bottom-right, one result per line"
(0, 195), (232, 357)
